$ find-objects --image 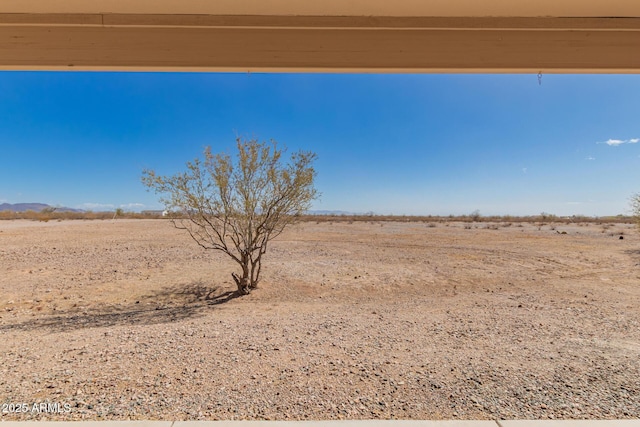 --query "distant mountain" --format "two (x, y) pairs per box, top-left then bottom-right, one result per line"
(0, 203), (49, 212)
(0, 204), (357, 215)
(0, 203), (83, 213)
